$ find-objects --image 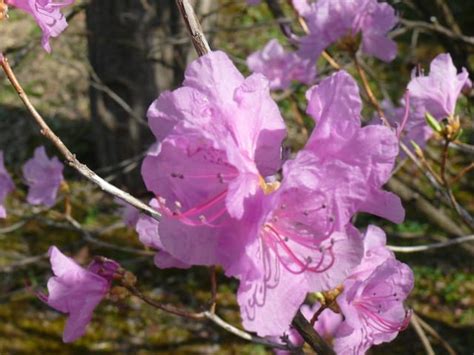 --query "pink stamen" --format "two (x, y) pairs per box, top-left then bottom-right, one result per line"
(156, 189), (228, 227)
(356, 302), (408, 333)
(263, 224), (336, 274)
(177, 189), (227, 218)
